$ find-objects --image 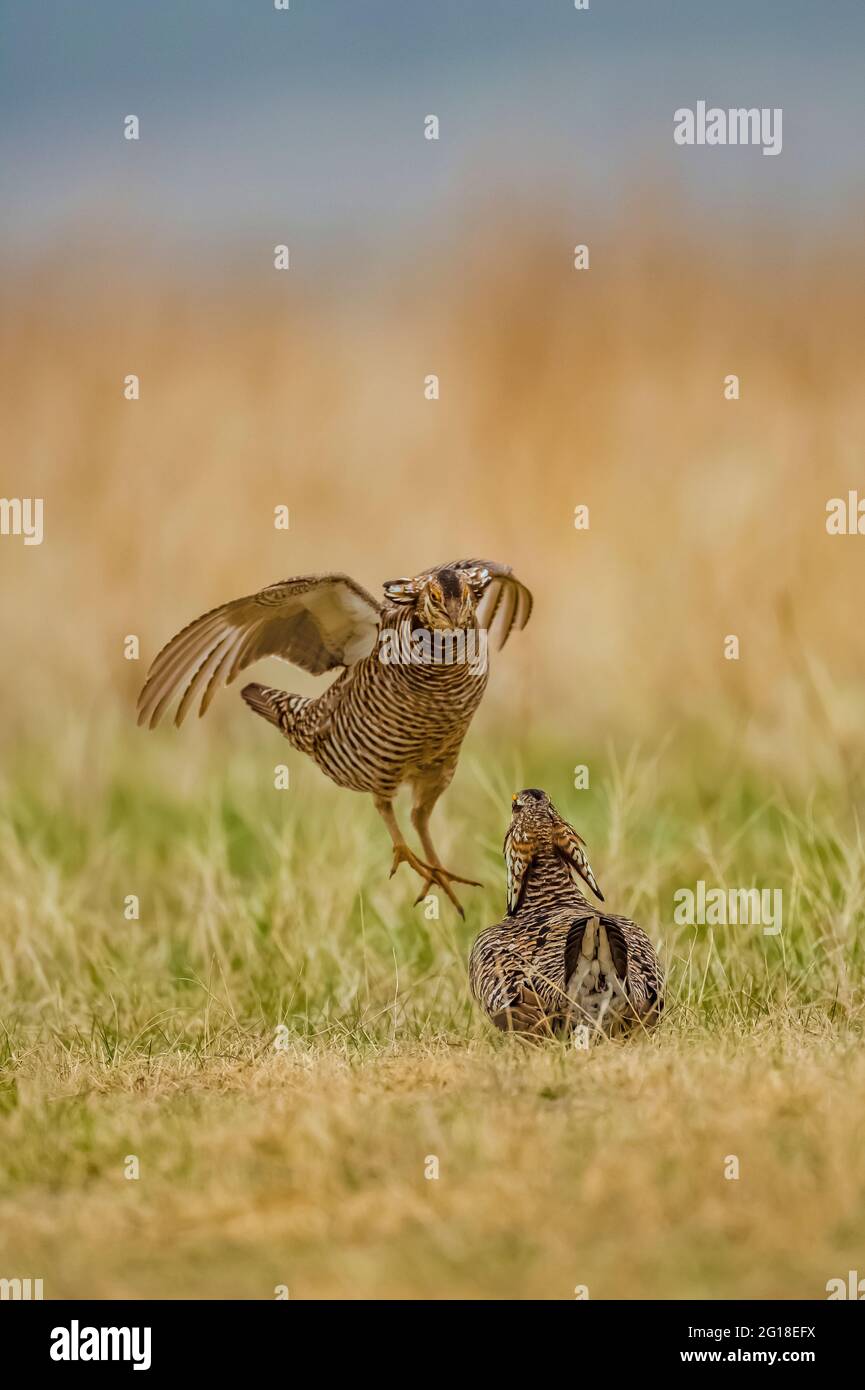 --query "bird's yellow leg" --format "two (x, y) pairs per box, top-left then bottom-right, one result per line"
(373, 797), (435, 882)
(408, 799), (483, 917)
(410, 801), (483, 889)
